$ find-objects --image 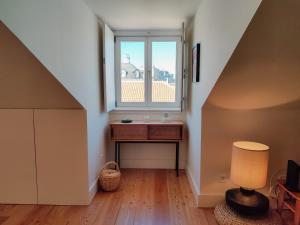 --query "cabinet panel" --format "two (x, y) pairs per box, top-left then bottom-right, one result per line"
(148, 125), (182, 140)
(111, 125), (147, 140)
(34, 109), (89, 205)
(0, 109), (37, 204)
